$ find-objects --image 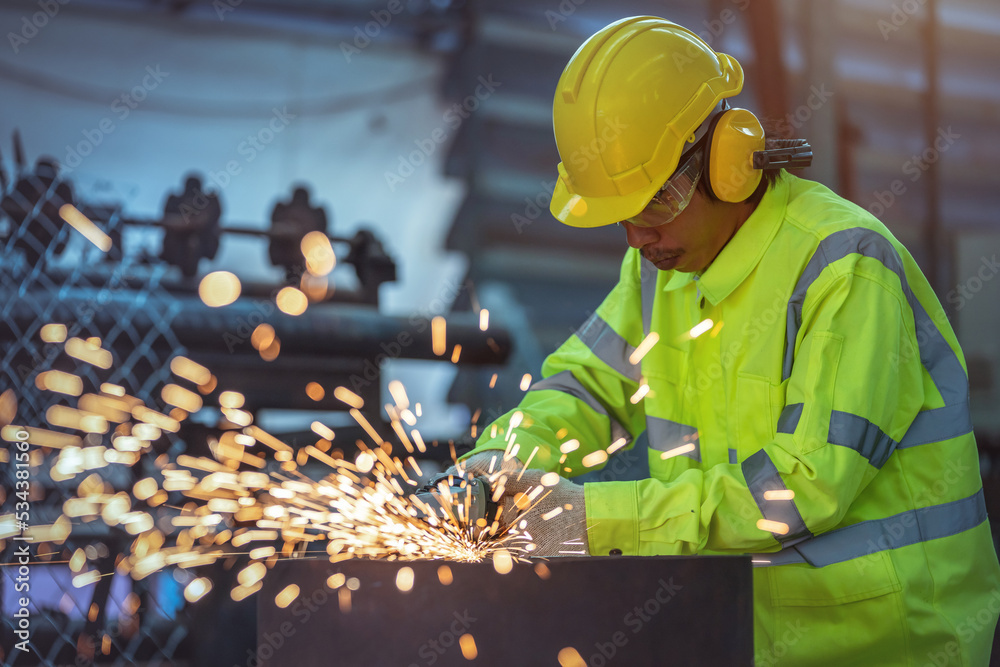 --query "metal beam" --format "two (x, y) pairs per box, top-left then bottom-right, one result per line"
(745, 0), (790, 127)
(2, 293), (509, 363)
(922, 0), (944, 301)
(799, 0), (840, 190)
